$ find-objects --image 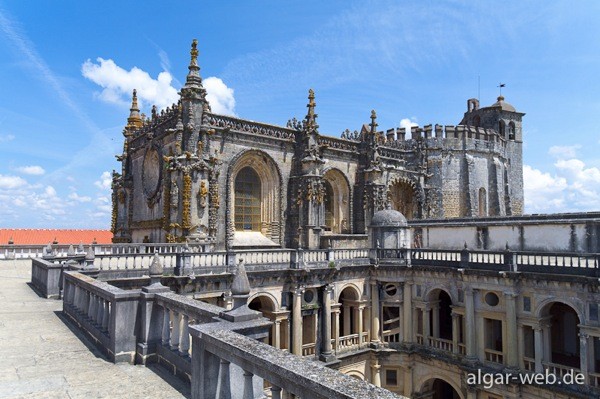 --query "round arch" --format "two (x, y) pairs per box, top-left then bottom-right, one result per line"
(387, 176), (420, 219)
(226, 150), (283, 246)
(337, 283), (362, 303)
(322, 168), (352, 234)
(424, 286), (455, 303)
(535, 298), (585, 324)
(418, 377), (464, 399)
(344, 370), (365, 381)
(248, 292), (279, 312)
